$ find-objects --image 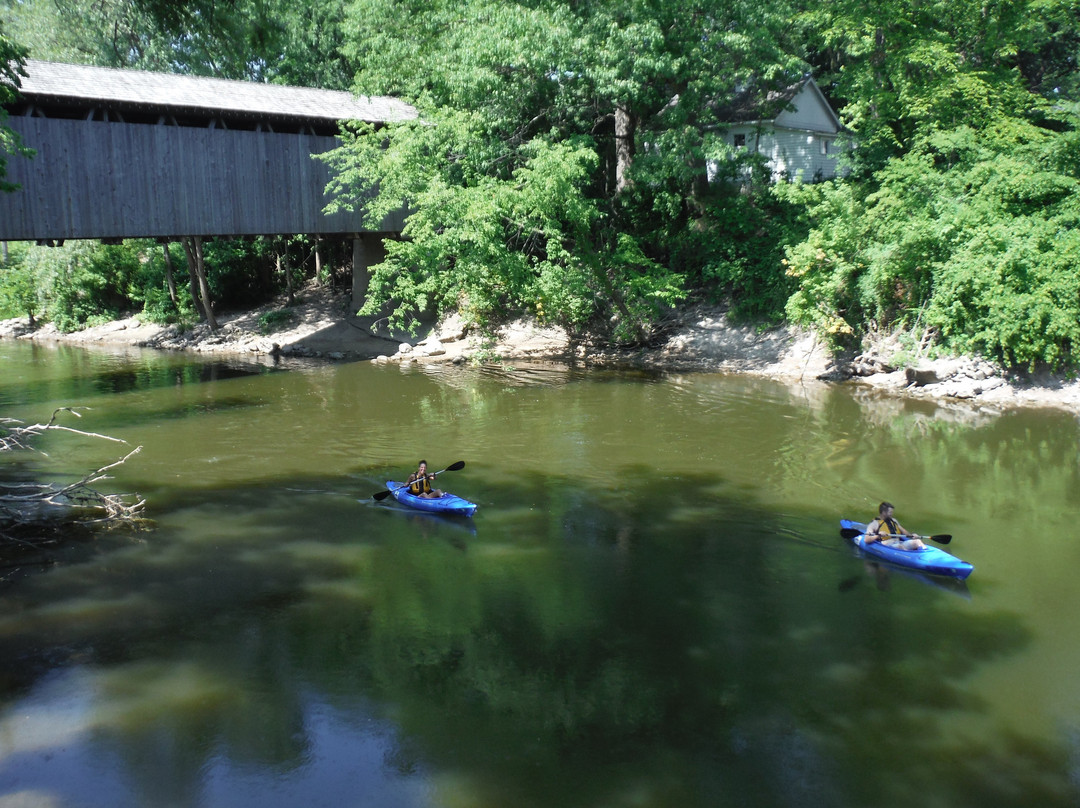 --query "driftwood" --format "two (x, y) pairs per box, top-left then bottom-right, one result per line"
(1, 408), (148, 549)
